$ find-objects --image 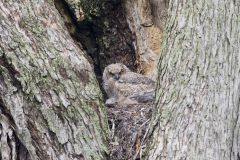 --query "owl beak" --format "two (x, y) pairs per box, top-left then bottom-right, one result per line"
(113, 74), (120, 80)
